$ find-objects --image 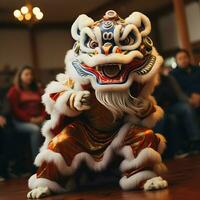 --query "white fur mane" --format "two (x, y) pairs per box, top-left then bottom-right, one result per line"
(95, 89), (152, 120)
